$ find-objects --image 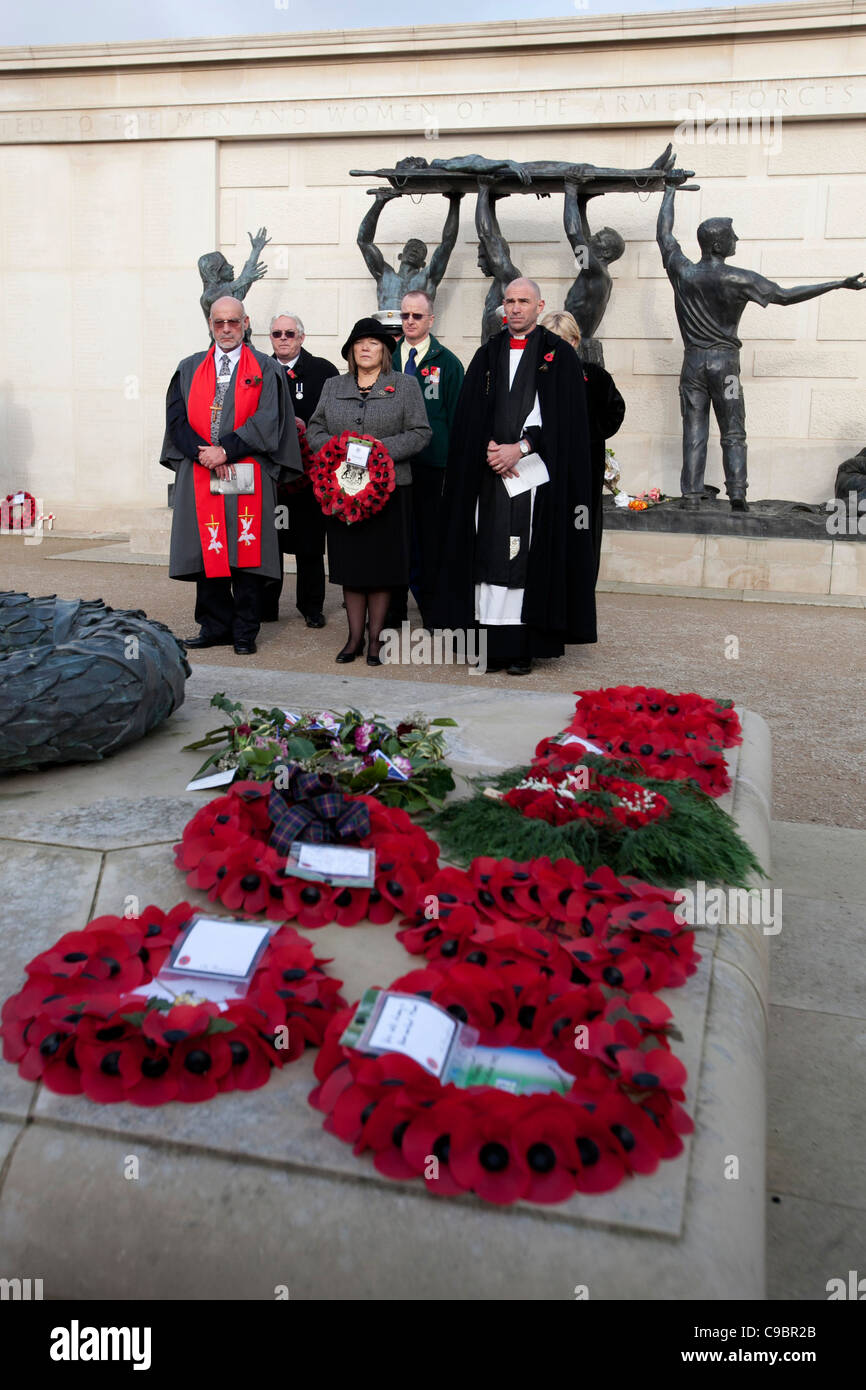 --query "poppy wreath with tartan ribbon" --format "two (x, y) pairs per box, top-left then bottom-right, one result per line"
(174, 780), (440, 927)
(310, 431), (396, 524)
(310, 859), (696, 1205)
(0, 903), (345, 1106)
(278, 418), (316, 499)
